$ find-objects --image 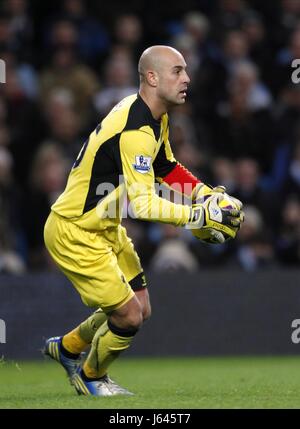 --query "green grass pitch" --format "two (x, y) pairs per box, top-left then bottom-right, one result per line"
(0, 356), (300, 409)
